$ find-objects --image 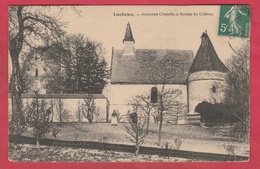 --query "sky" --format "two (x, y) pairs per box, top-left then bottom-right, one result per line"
(59, 5), (249, 67)
(8, 5), (249, 76)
